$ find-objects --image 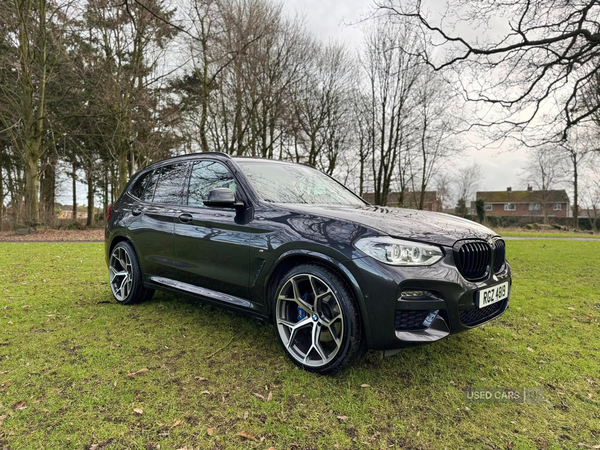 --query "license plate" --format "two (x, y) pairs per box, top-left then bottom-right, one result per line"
(477, 282), (509, 308)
